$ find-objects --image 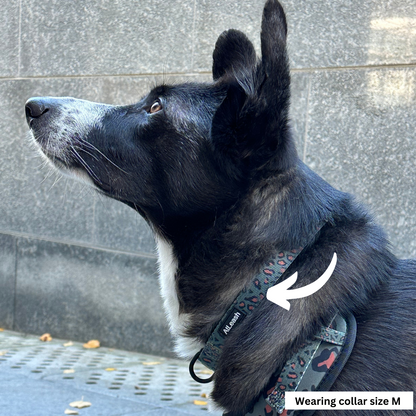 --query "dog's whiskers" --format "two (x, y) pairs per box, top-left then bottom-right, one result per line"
(74, 145), (101, 163)
(74, 144), (113, 185)
(41, 168), (56, 185)
(77, 138), (129, 175)
(70, 145), (103, 185)
(50, 171), (64, 190)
